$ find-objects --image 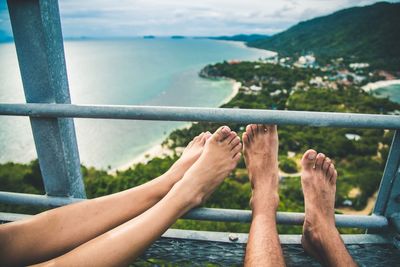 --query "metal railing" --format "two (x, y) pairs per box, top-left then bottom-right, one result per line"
(1, 0), (400, 242)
